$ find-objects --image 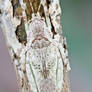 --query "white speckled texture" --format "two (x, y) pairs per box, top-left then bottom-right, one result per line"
(0, 0), (70, 92)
